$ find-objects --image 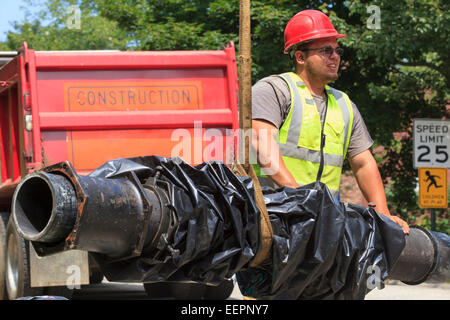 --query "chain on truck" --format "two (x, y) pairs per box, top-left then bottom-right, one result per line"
(0, 42), (239, 300)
